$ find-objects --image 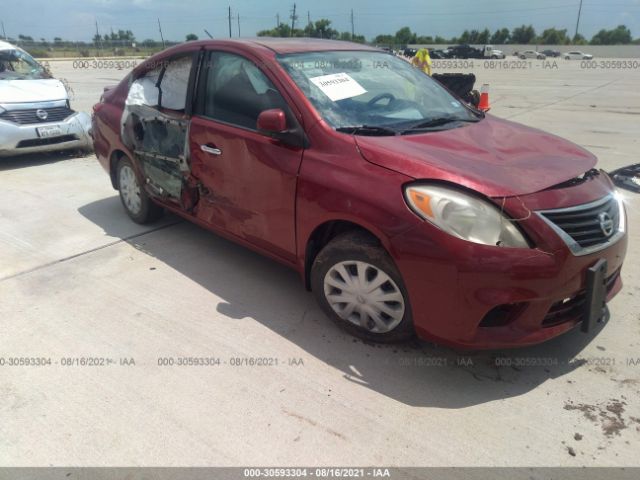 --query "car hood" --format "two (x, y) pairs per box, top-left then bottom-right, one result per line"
(354, 115), (597, 198)
(0, 78), (67, 103)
